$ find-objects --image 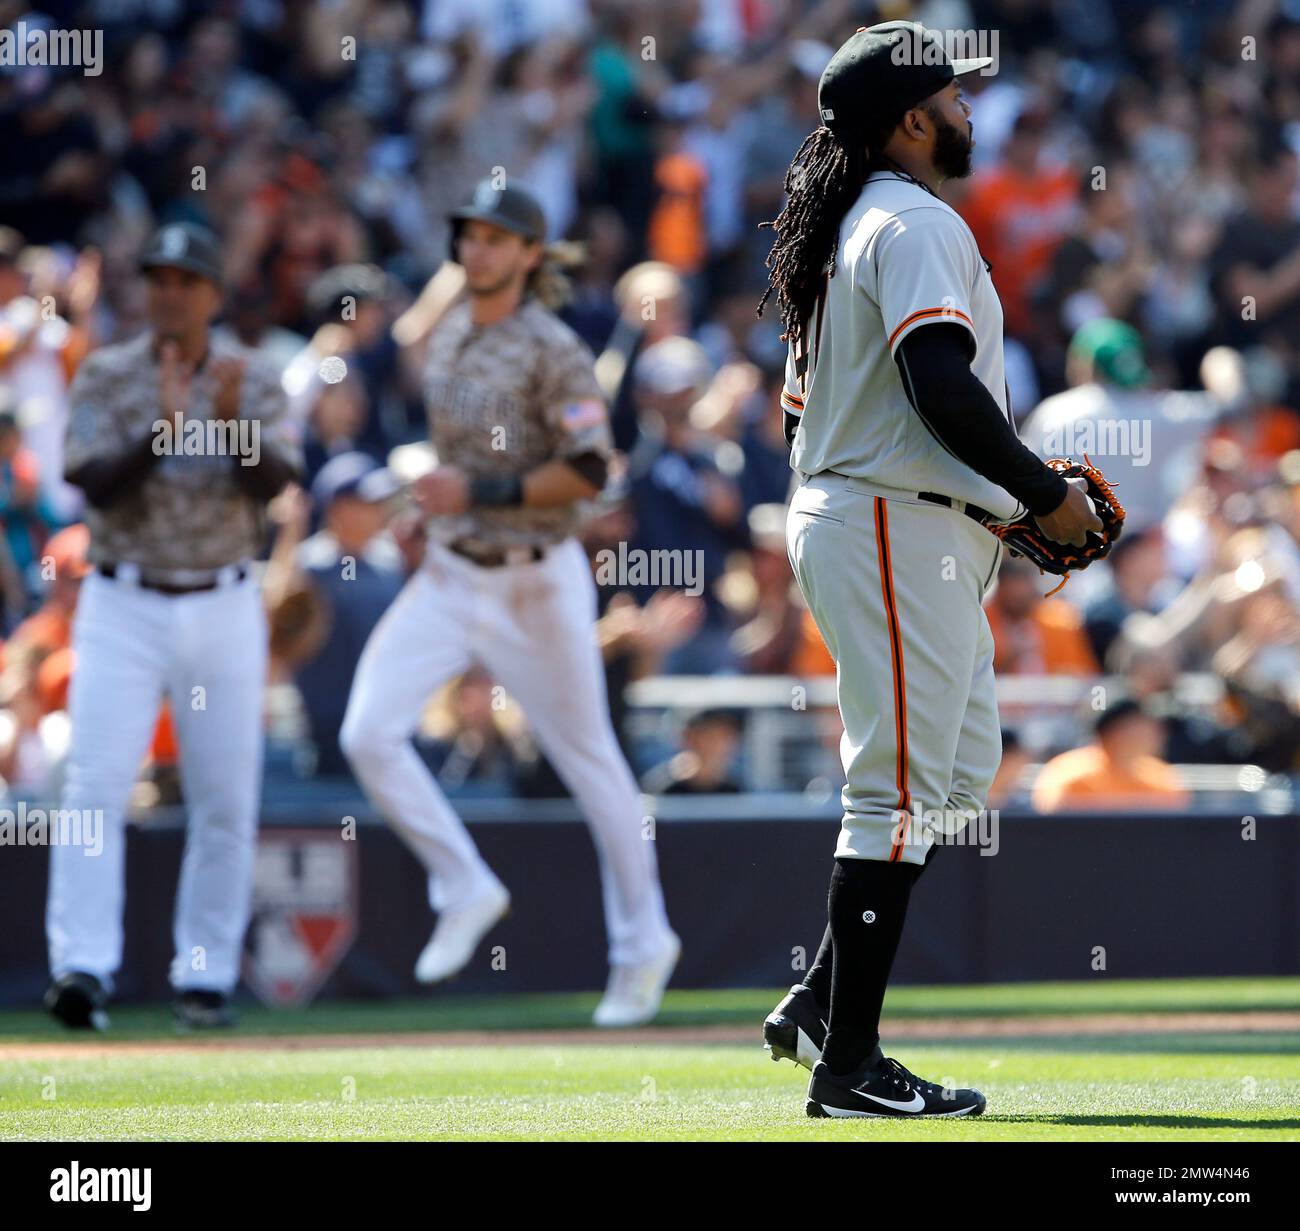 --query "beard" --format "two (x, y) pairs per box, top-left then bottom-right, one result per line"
(928, 107), (975, 180)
